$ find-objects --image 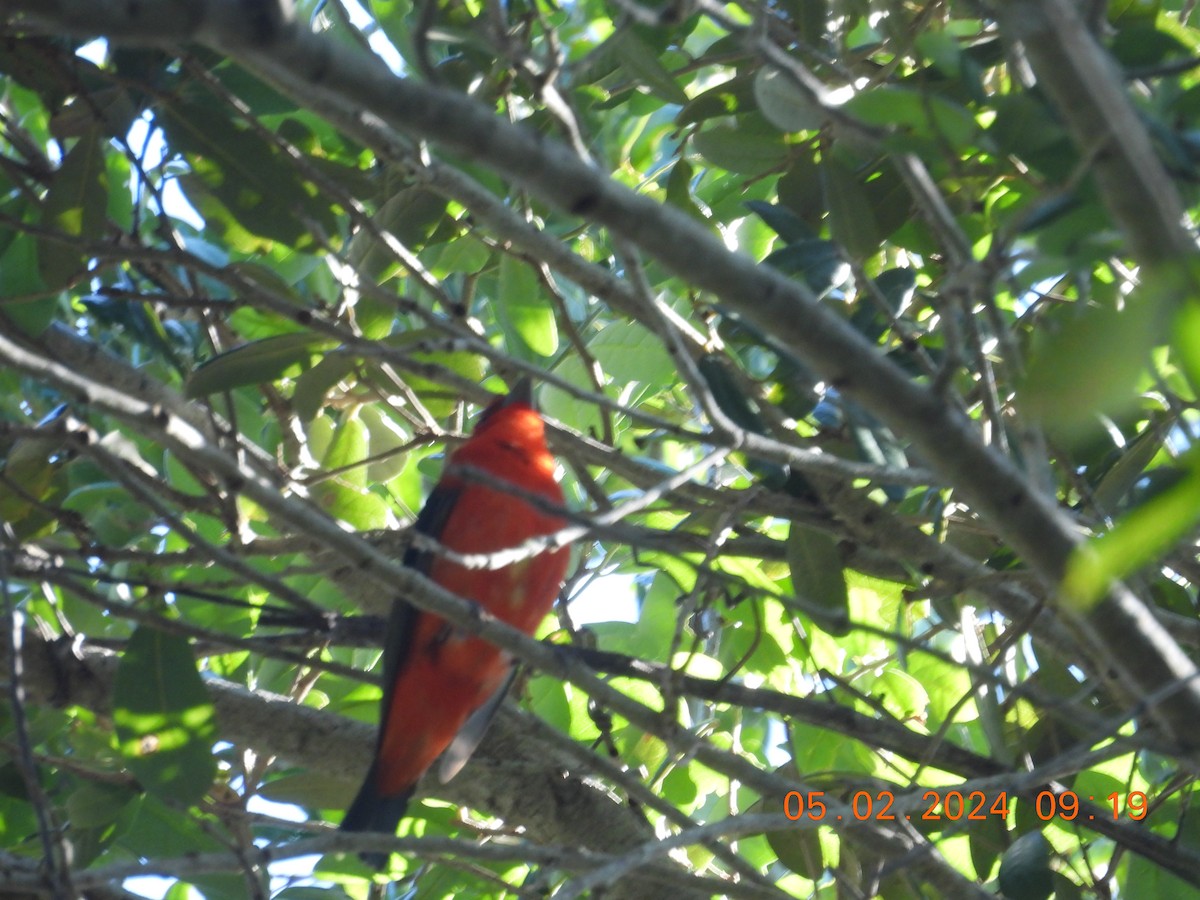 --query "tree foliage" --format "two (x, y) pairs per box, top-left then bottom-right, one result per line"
(3, 0), (1200, 897)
